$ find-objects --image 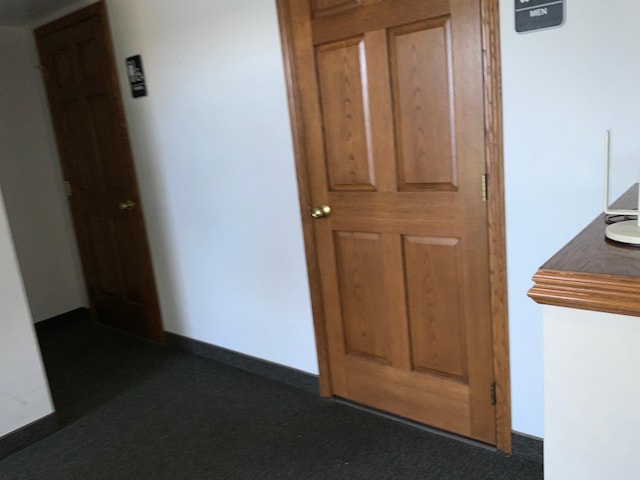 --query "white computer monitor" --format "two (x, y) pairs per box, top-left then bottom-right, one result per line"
(604, 129), (640, 245)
